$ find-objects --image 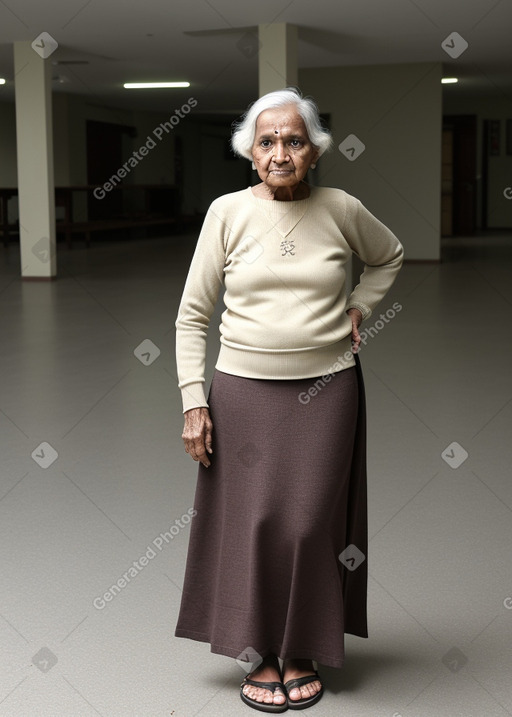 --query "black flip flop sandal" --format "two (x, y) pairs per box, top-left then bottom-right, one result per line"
(240, 676), (288, 713)
(284, 671), (323, 710)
